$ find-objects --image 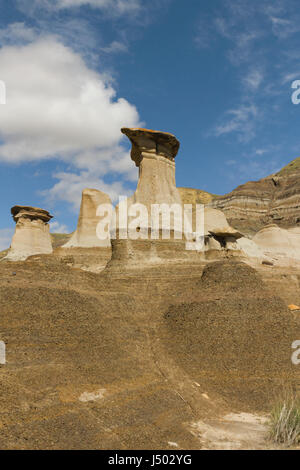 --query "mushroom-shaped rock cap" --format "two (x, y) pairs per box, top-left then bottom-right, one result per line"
(11, 205), (53, 223)
(121, 127), (180, 166)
